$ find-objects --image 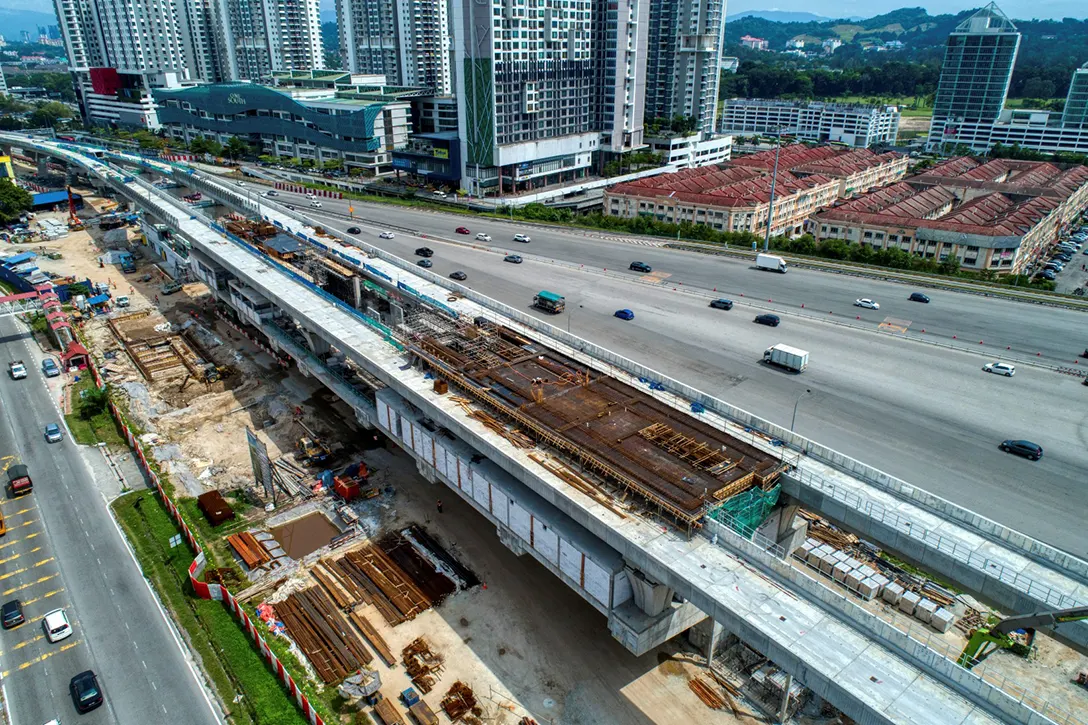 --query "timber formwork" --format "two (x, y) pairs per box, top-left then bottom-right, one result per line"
(404, 315), (785, 526)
